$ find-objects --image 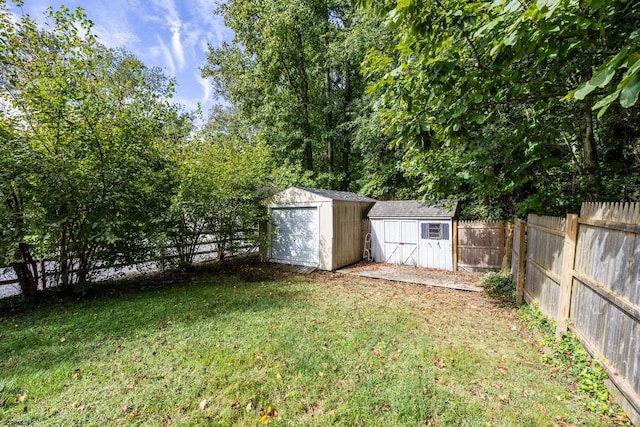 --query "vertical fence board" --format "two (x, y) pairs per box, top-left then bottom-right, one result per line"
(557, 214), (578, 337)
(630, 236), (640, 307)
(516, 220), (526, 305)
(510, 219), (521, 280)
(453, 220), (458, 271)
